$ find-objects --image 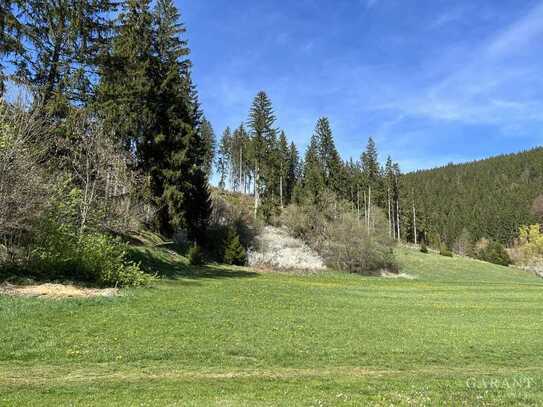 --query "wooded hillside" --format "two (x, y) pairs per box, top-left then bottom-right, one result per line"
(402, 147), (543, 246)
